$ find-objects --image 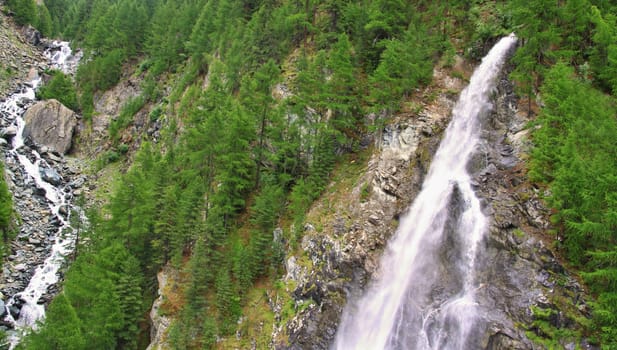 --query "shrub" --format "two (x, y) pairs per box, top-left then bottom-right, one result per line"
(37, 70), (79, 111)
